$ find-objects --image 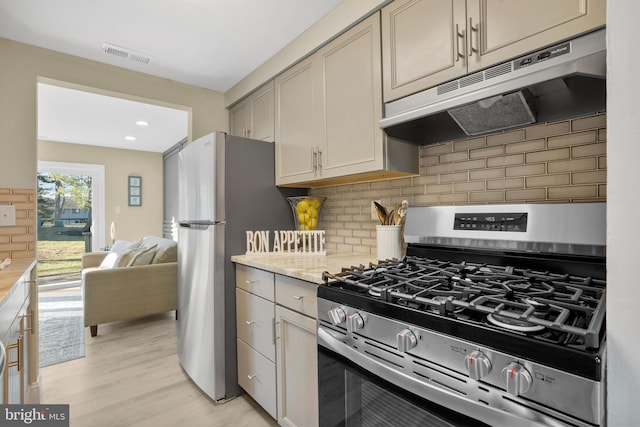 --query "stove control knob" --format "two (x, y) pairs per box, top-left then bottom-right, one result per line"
(346, 313), (365, 332)
(327, 308), (346, 326)
(397, 329), (417, 353)
(464, 350), (492, 380)
(502, 362), (533, 396)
